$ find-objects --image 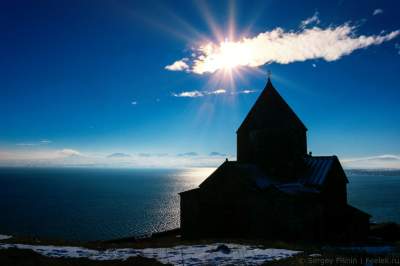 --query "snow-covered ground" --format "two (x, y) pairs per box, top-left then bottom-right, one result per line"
(0, 242), (301, 265)
(0, 235), (11, 241)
